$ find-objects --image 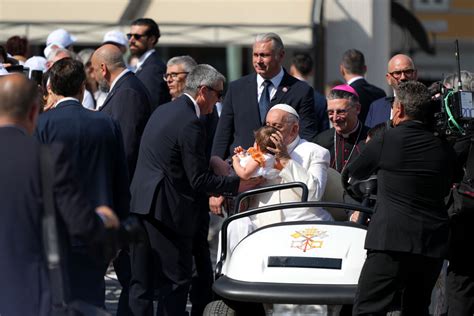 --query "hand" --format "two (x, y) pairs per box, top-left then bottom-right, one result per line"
(95, 206), (120, 229)
(267, 130), (291, 164)
(234, 146), (244, 154)
(349, 211), (360, 223)
(238, 176), (265, 193)
(209, 195), (225, 215)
